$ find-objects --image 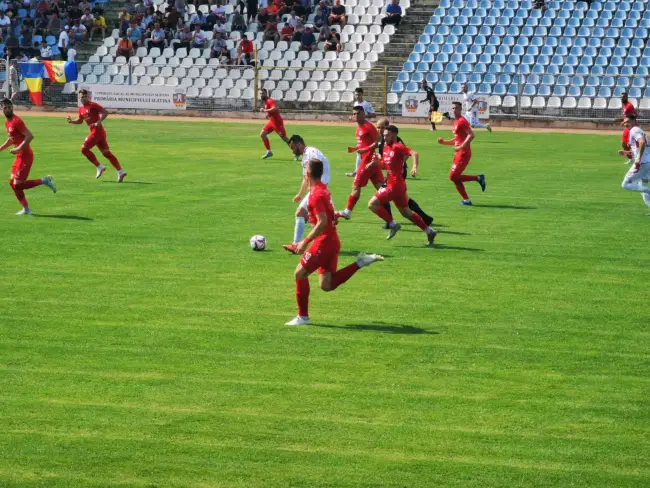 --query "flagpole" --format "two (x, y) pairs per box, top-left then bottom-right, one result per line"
(5, 54), (9, 99)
